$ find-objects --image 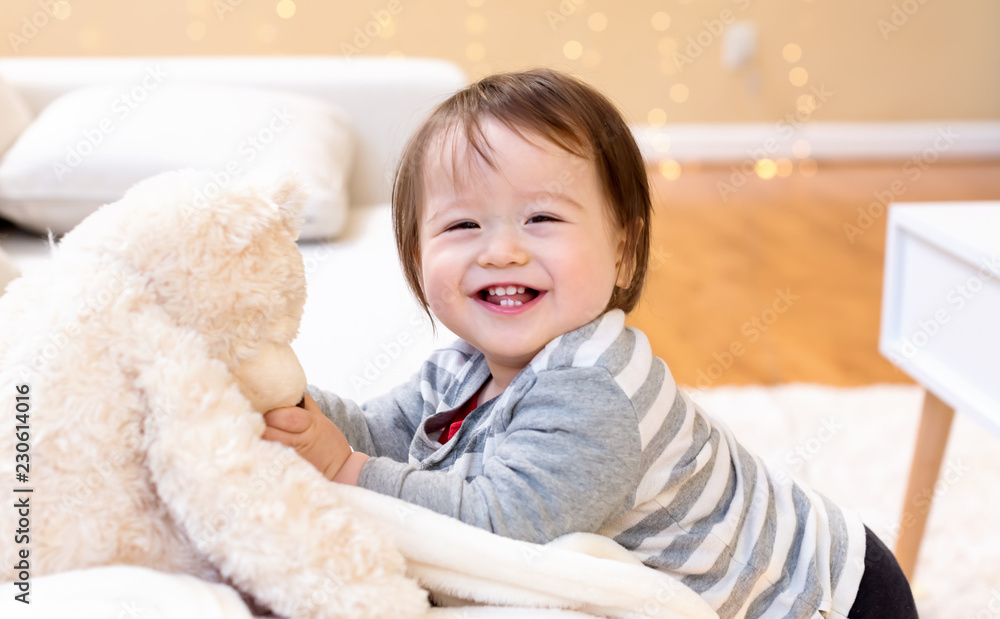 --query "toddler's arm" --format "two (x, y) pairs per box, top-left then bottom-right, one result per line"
(359, 366), (644, 544)
(306, 369), (427, 463)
